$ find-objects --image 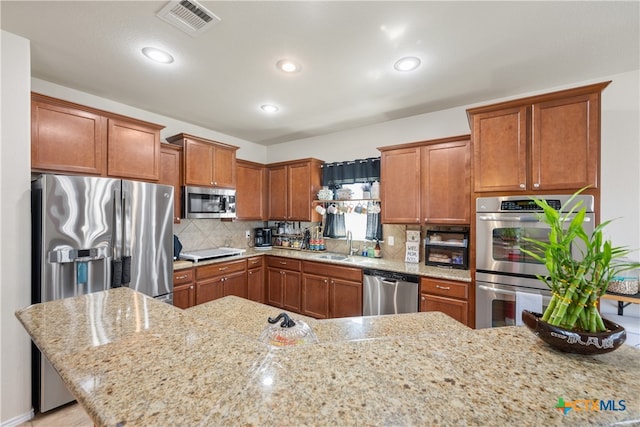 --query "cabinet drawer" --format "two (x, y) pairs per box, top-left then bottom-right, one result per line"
(267, 256), (301, 271)
(302, 261), (362, 282)
(247, 256), (264, 269)
(196, 259), (247, 280)
(420, 277), (468, 299)
(173, 268), (193, 285)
